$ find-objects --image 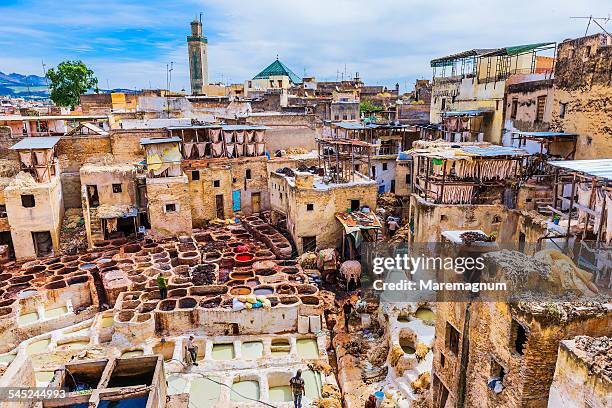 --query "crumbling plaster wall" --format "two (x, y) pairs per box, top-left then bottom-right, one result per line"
(286, 181), (378, 253)
(244, 114), (321, 152)
(548, 338), (611, 408)
(463, 304), (611, 408)
(4, 176), (64, 259)
(146, 176), (192, 237)
(550, 34), (612, 159)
